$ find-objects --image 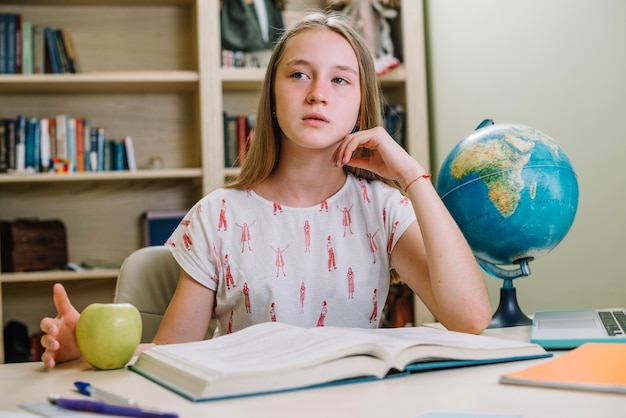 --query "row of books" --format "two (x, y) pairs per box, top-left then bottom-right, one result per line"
(0, 12), (78, 74)
(223, 112), (256, 168)
(0, 115), (136, 174)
